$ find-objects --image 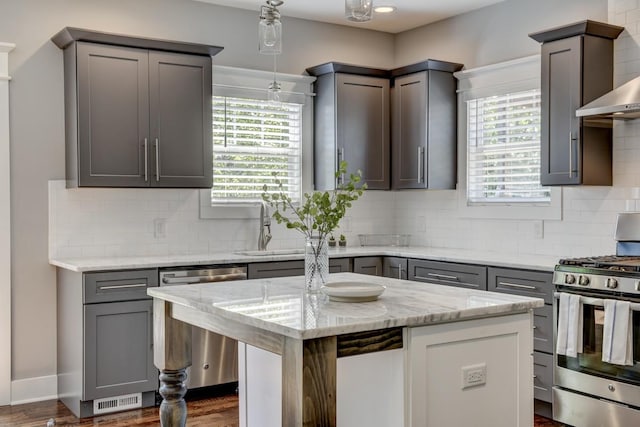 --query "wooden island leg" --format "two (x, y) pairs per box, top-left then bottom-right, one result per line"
(153, 299), (192, 427)
(282, 336), (337, 427)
